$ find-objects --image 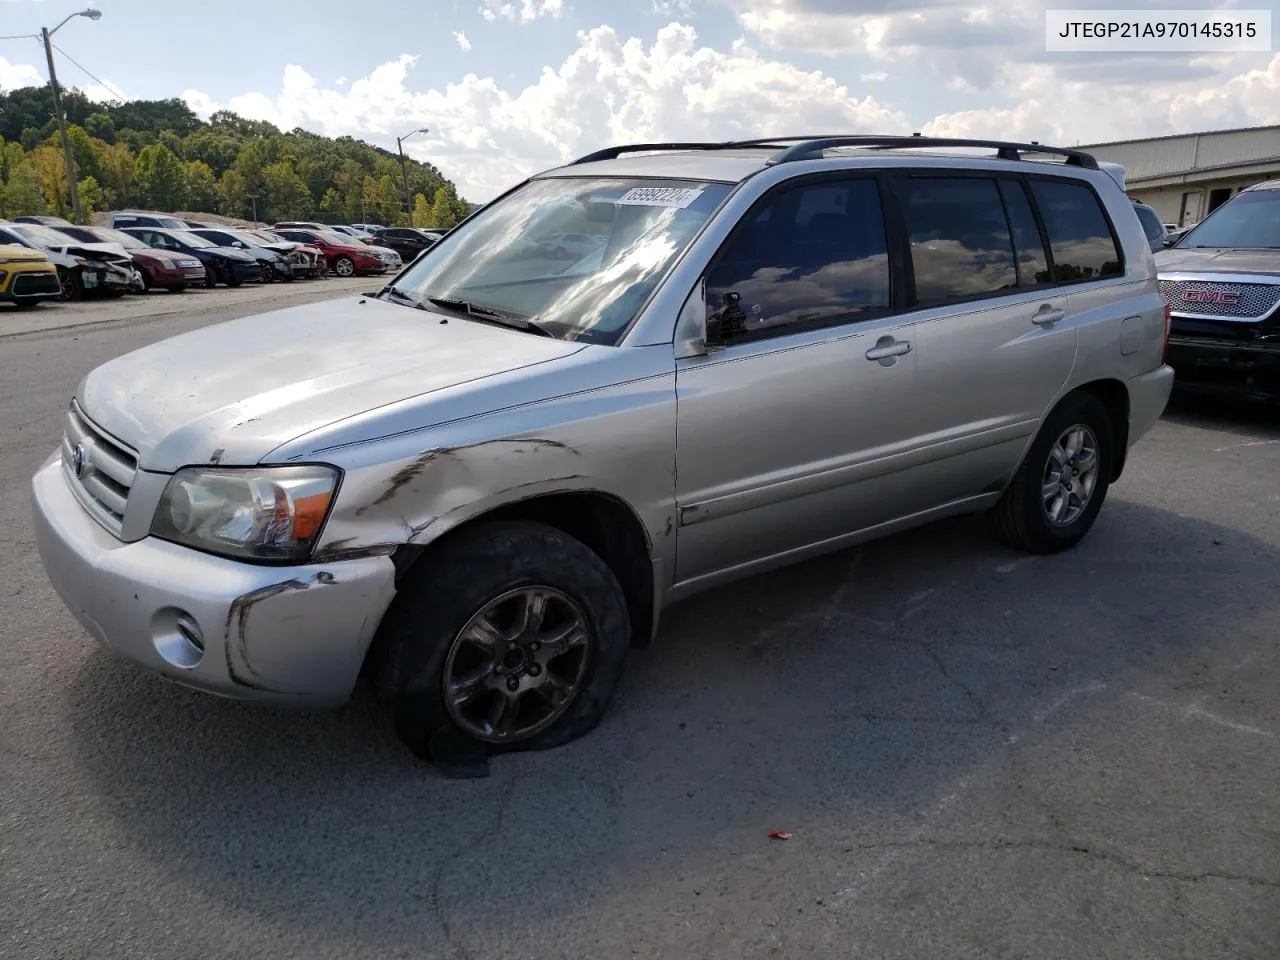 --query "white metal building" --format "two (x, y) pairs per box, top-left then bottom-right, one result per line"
(1075, 125), (1280, 228)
